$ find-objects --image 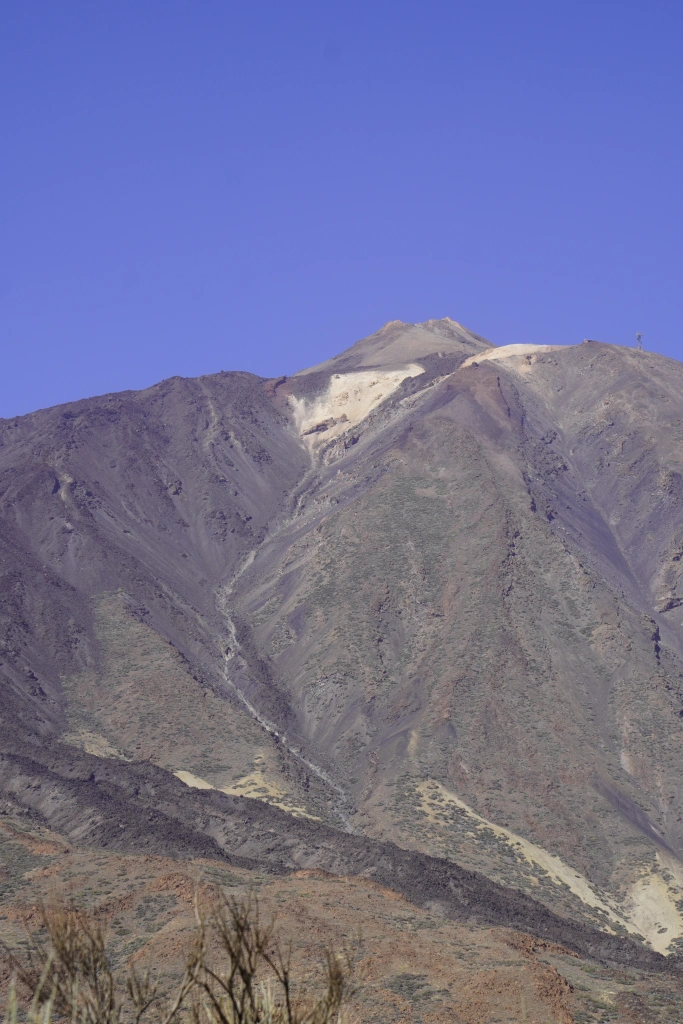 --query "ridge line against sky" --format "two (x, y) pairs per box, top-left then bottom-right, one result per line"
(1, 1), (682, 418)
(1, 331), (672, 423)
